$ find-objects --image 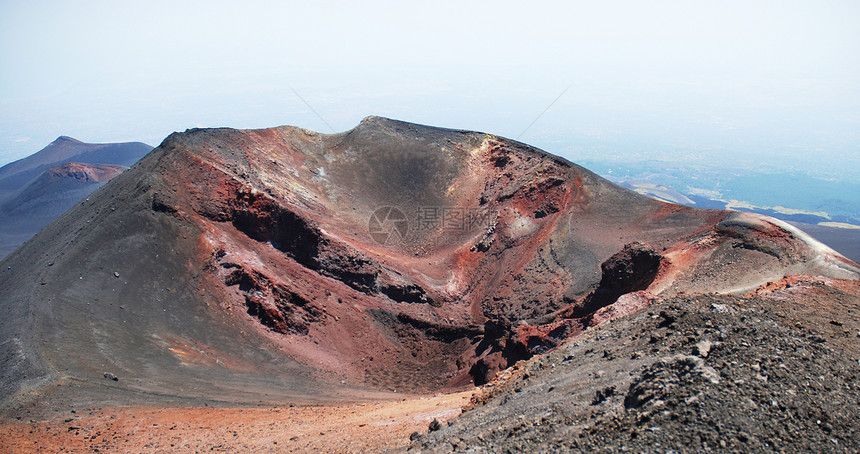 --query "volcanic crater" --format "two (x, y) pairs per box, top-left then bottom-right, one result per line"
(1, 117), (857, 410)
